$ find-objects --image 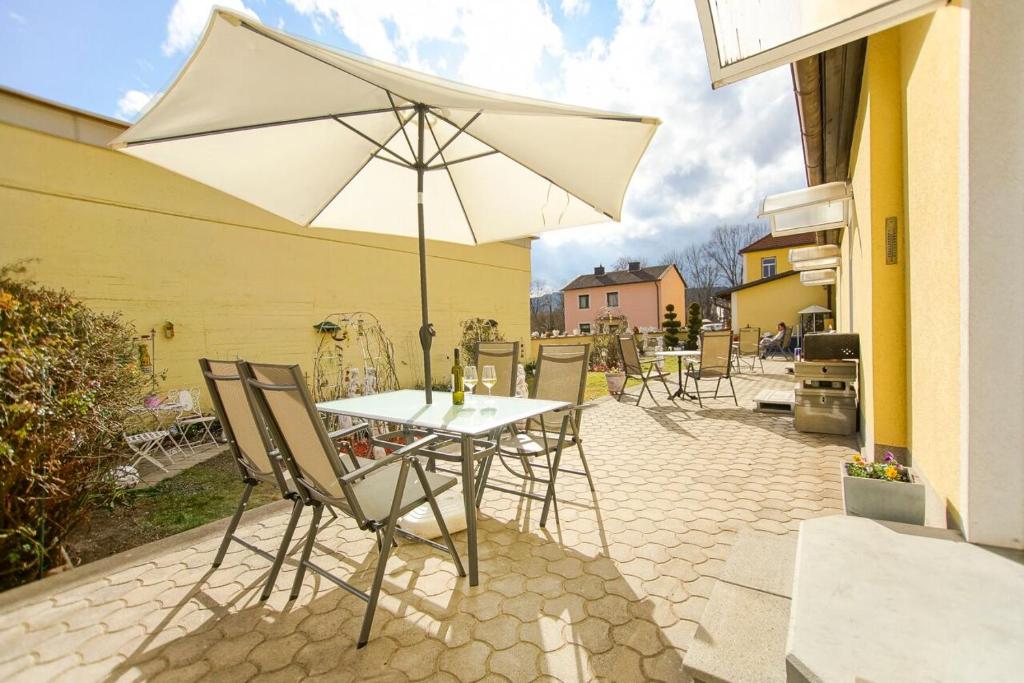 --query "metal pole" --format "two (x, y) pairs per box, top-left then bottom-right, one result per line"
(415, 104), (434, 403)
